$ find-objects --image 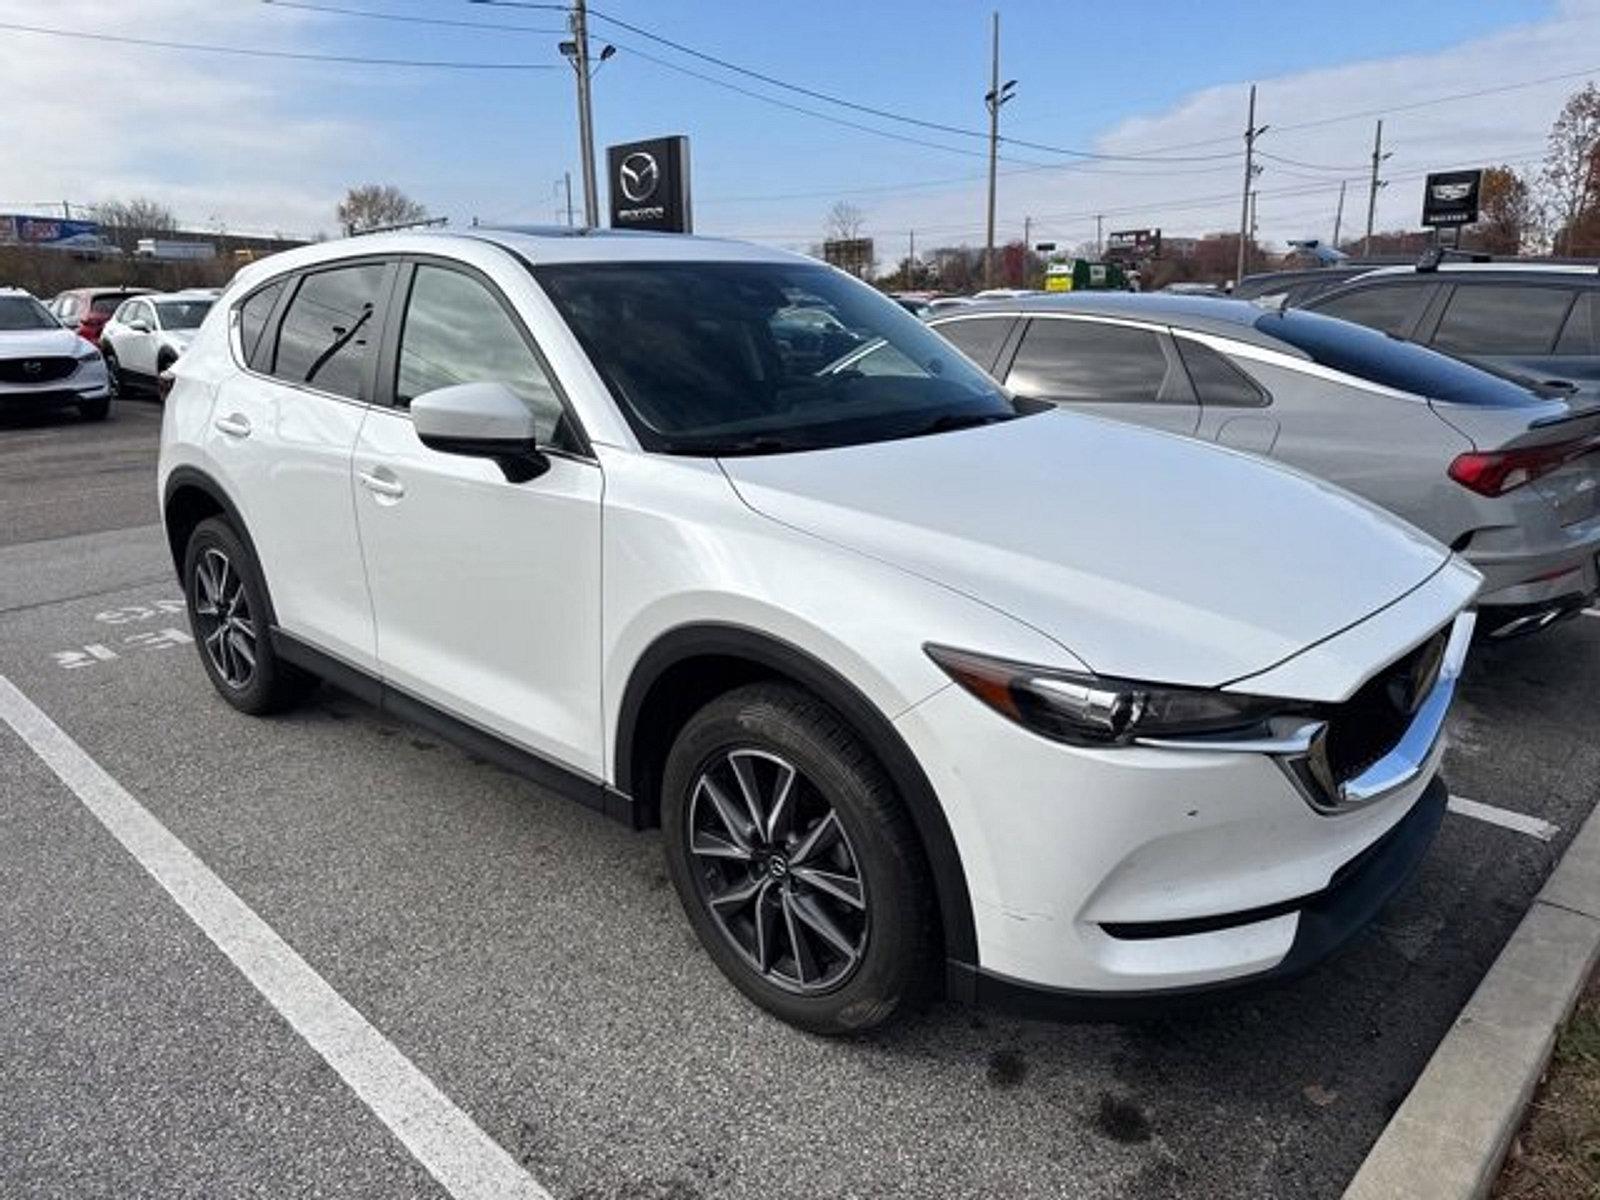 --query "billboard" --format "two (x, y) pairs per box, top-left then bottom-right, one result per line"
(822, 238), (874, 277)
(0, 214), (103, 247)
(607, 136), (692, 233)
(1421, 170), (1482, 227)
(1105, 228), (1161, 258)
